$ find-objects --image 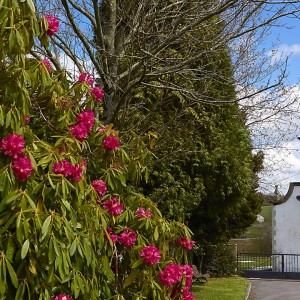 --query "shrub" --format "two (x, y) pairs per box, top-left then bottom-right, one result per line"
(0, 1), (195, 299)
